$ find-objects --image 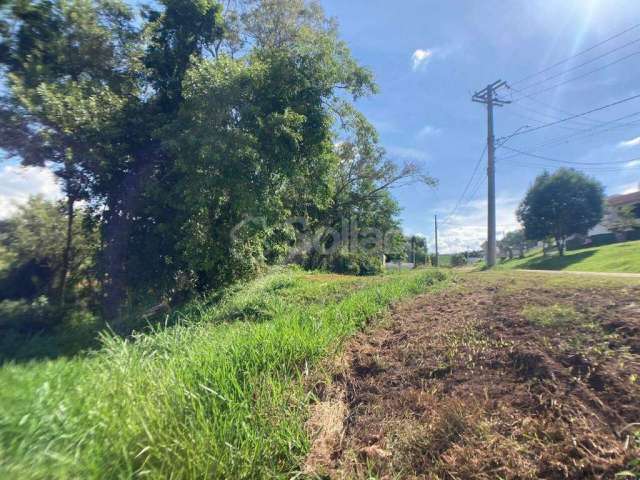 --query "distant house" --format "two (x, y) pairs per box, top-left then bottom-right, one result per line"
(589, 188), (640, 236)
(569, 184), (640, 248)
